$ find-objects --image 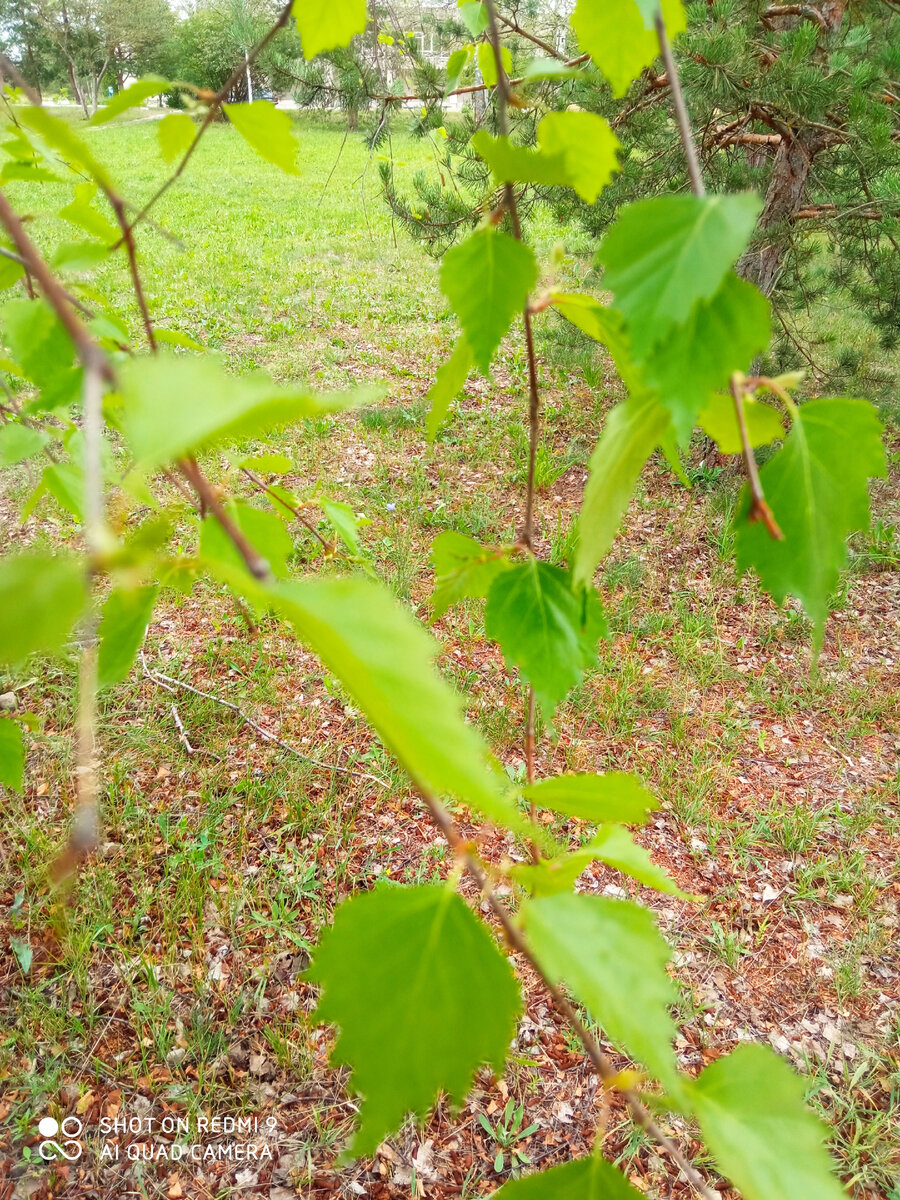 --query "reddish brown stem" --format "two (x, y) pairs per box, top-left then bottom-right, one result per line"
(179, 457), (272, 580)
(0, 189), (112, 382)
(730, 374), (784, 540)
(418, 788), (716, 1200)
